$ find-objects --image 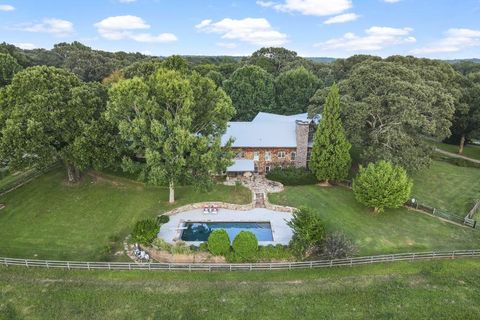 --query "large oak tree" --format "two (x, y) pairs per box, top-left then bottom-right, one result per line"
(105, 68), (235, 203)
